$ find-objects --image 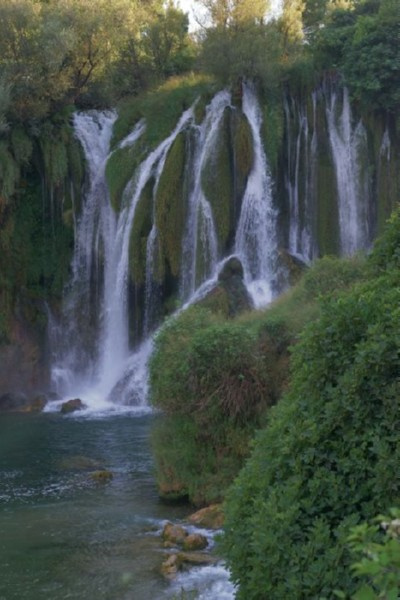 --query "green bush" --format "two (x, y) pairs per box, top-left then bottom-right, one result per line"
(149, 253), (367, 505)
(111, 74), (214, 150)
(336, 508), (400, 600)
(222, 213), (400, 599)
